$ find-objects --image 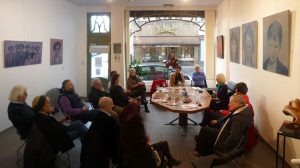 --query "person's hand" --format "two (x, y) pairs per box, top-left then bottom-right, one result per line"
(82, 106), (88, 112)
(138, 82), (145, 86)
(210, 120), (218, 125)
